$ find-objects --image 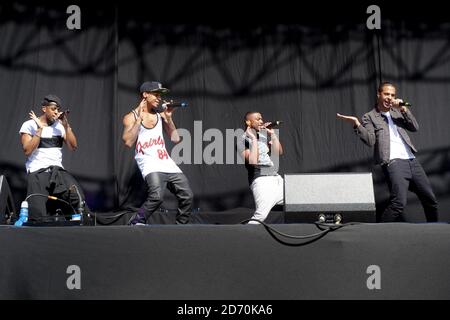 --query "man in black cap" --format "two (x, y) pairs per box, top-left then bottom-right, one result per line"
(122, 81), (194, 225)
(19, 94), (91, 223)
